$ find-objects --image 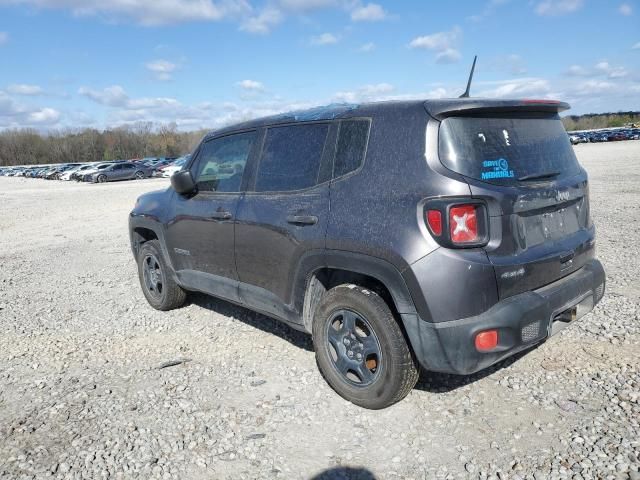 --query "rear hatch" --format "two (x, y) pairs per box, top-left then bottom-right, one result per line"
(432, 100), (595, 298)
